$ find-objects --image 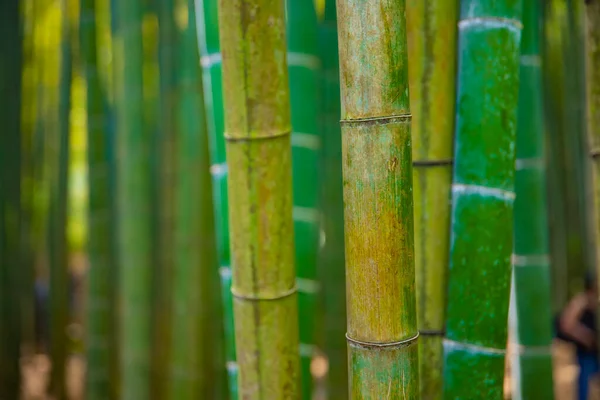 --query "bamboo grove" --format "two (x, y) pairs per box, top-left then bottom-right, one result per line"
(2, 0), (600, 399)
